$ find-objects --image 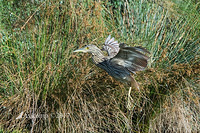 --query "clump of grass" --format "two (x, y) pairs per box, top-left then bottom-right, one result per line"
(111, 0), (200, 66)
(0, 0), (199, 132)
(149, 75), (200, 132)
(0, 0), (123, 132)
